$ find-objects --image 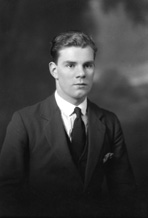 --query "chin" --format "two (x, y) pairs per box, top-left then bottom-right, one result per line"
(74, 94), (87, 101)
